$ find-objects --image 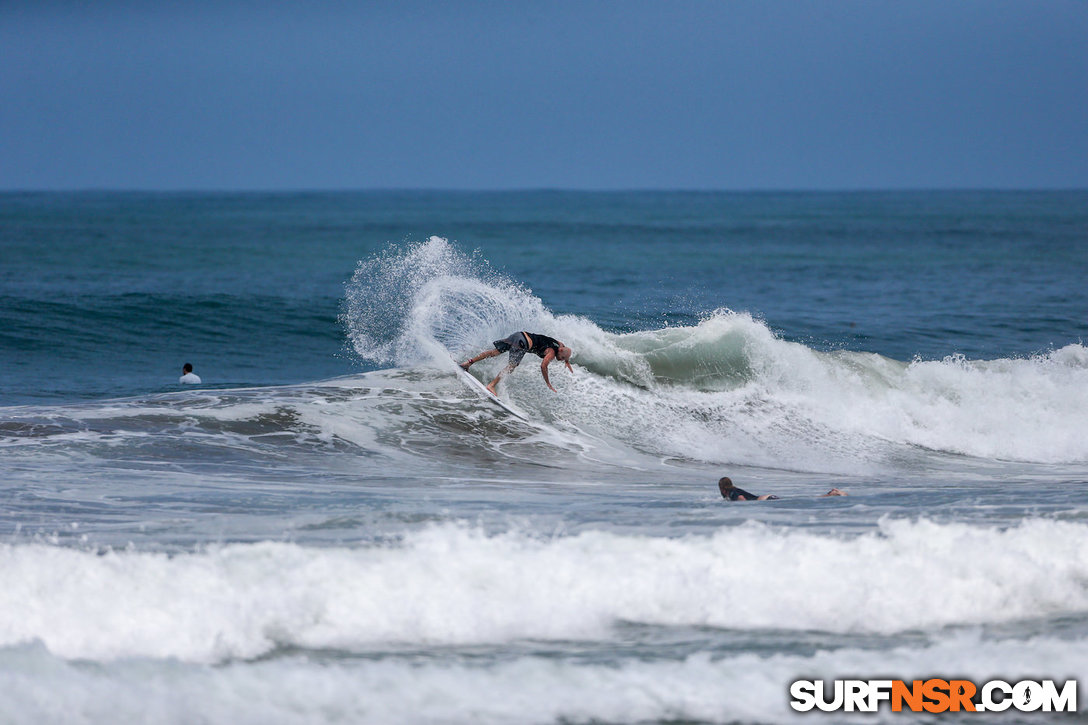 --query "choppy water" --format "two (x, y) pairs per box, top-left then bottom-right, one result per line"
(1, 191), (1087, 723)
